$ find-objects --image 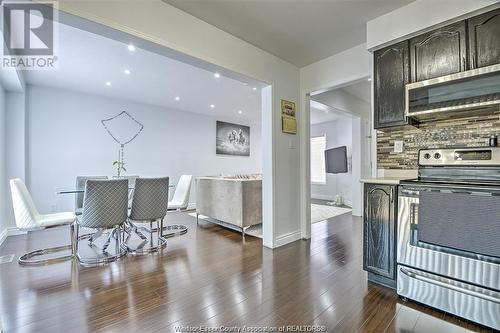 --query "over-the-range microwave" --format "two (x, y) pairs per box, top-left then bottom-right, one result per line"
(405, 64), (500, 121)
